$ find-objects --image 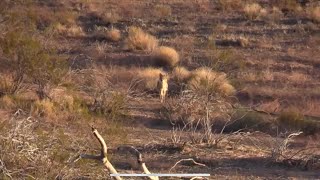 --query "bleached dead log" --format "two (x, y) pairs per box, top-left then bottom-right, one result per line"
(76, 127), (122, 180)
